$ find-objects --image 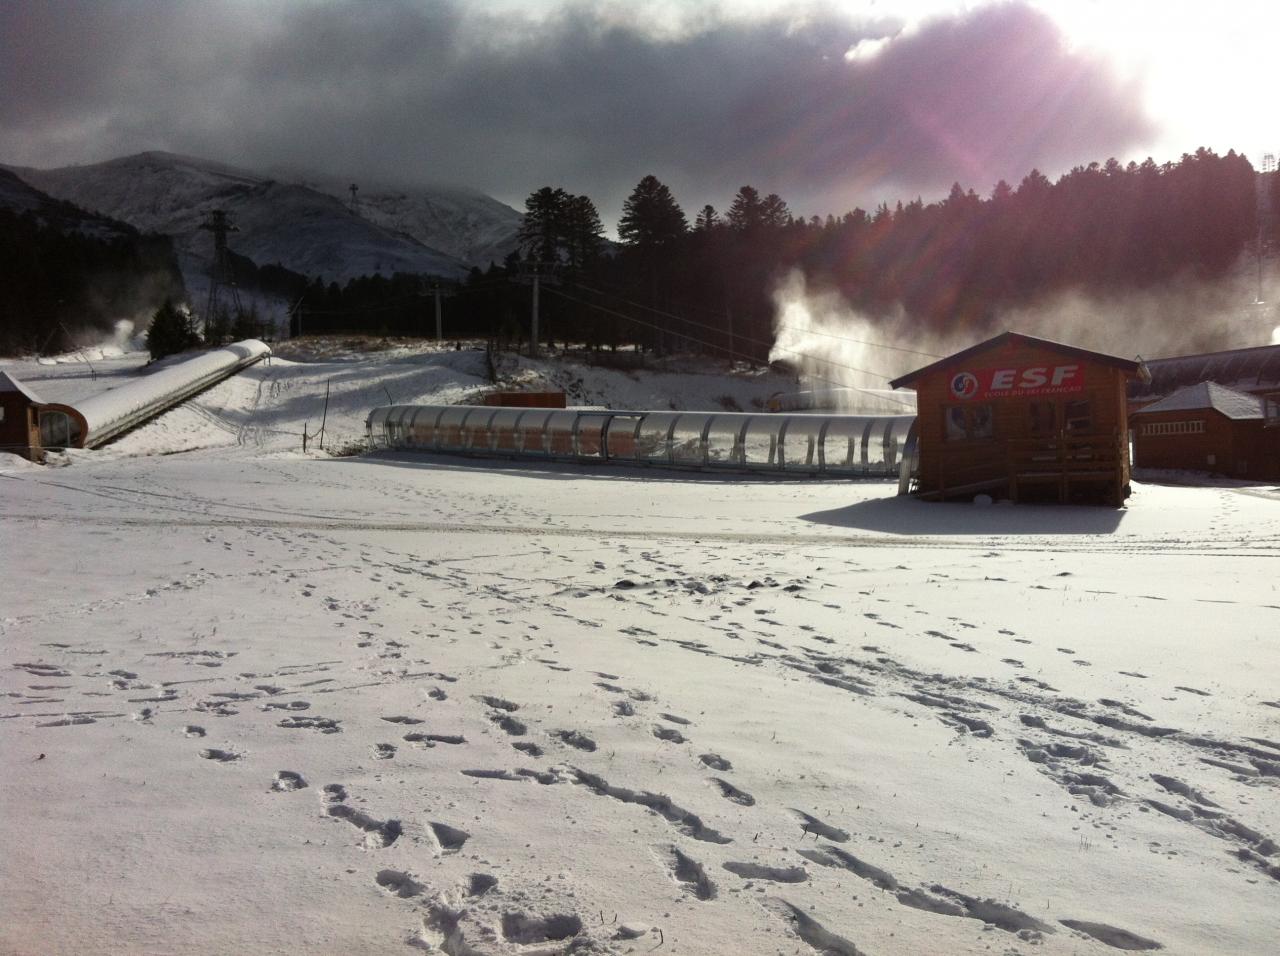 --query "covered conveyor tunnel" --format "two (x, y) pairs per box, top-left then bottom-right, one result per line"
(367, 404), (918, 480)
(32, 339), (271, 454)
